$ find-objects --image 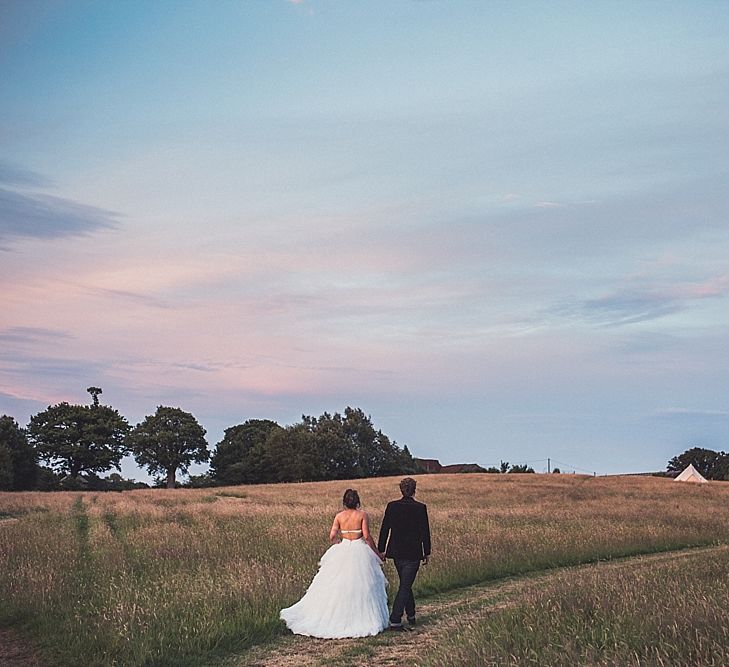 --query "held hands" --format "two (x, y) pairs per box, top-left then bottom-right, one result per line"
(422, 556), (429, 566)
